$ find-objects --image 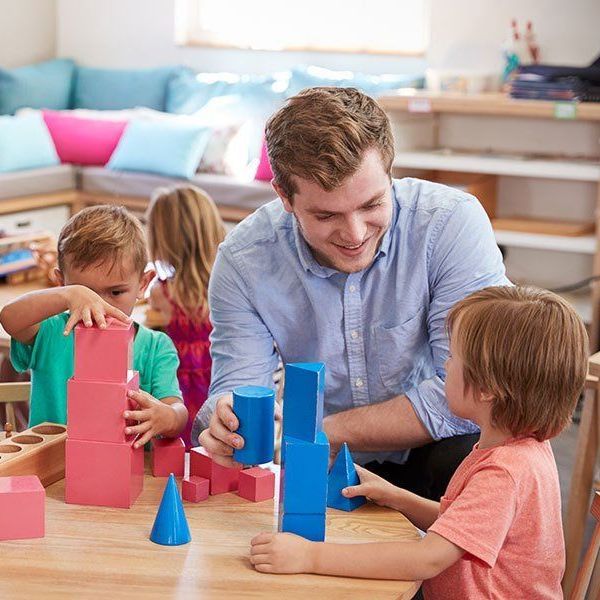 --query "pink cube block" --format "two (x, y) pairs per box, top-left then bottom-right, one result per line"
(151, 438), (185, 477)
(74, 319), (133, 383)
(68, 371), (139, 443)
(0, 475), (45, 540)
(182, 476), (209, 502)
(65, 439), (143, 508)
(238, 467), (275, 502)
(190, 447), (241, 495)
